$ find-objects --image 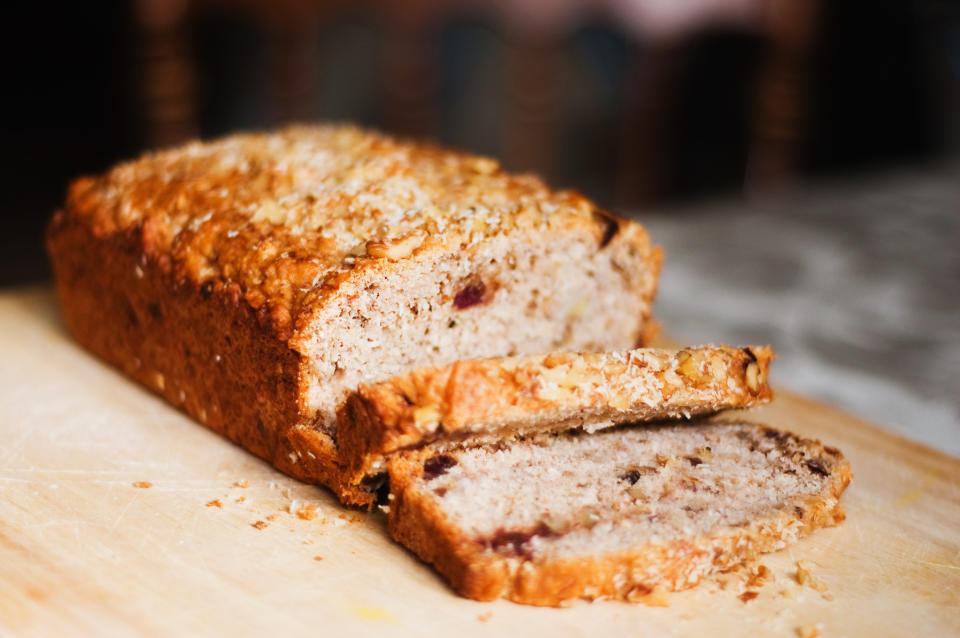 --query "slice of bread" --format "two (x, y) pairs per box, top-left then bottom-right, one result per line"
(46, 124), (662, 506)
(387, 421), (851, 606)
(339, 345), (773, 493)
